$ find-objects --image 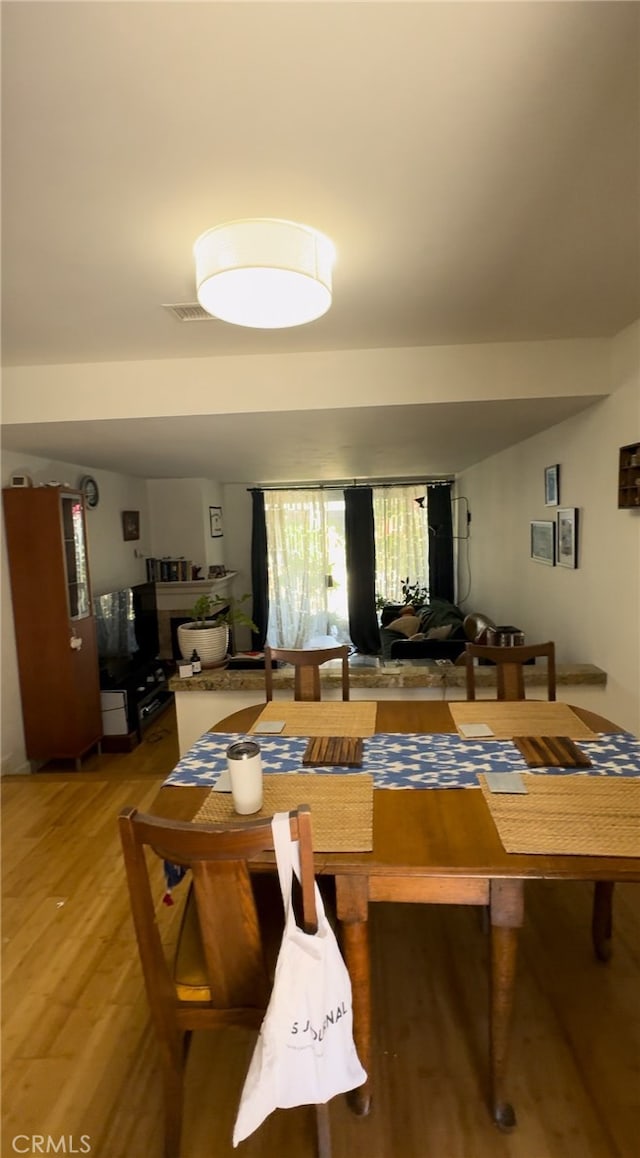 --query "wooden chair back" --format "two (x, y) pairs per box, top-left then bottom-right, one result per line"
(464, 641), (556, 701)
(119, 805), (330, 1157)
(264, 644), (350, 702)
